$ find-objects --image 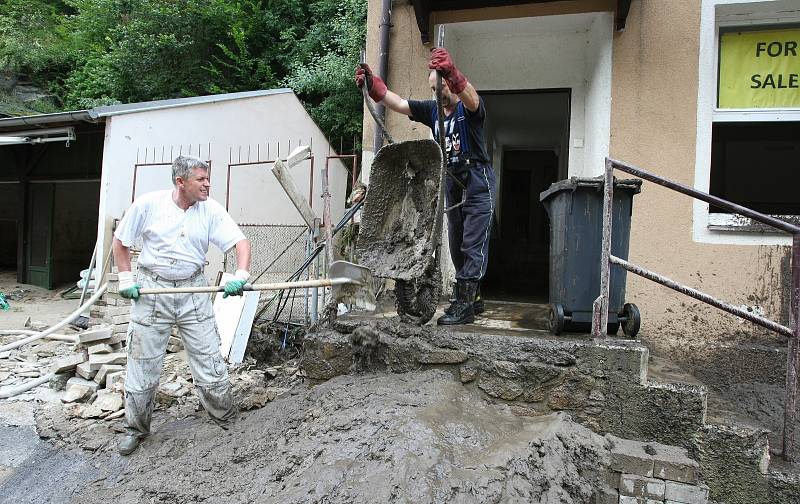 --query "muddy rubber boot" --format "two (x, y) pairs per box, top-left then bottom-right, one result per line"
(118, 434), (141, 456)
(444, 283), (458, 316)
(473, 283), (484, 315)
(437, 280), (476, 326)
